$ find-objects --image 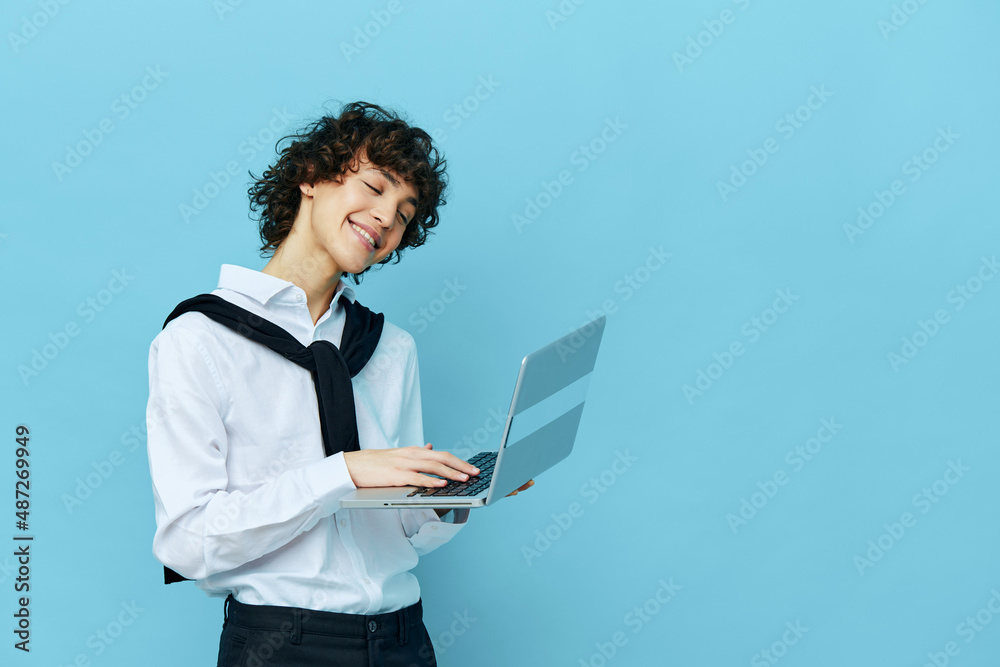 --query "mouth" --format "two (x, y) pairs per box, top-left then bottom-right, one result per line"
(348, 219), (380, 251)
